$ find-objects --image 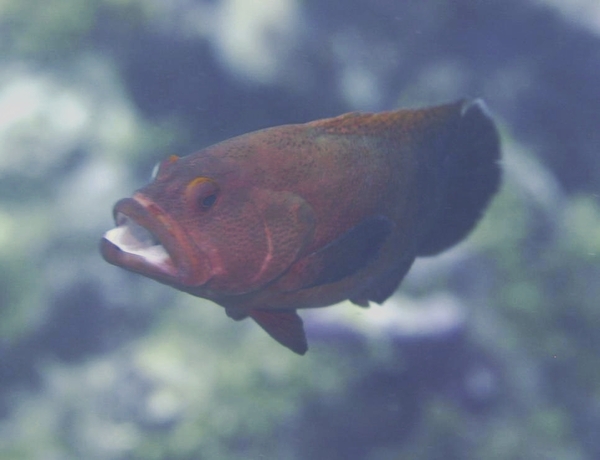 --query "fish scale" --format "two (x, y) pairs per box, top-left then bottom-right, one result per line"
(101, 99), (501, 355)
